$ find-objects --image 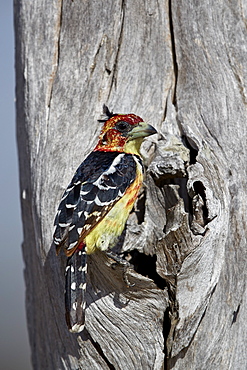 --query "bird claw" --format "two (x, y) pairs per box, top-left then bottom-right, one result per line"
(106, 250), (135, 288)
